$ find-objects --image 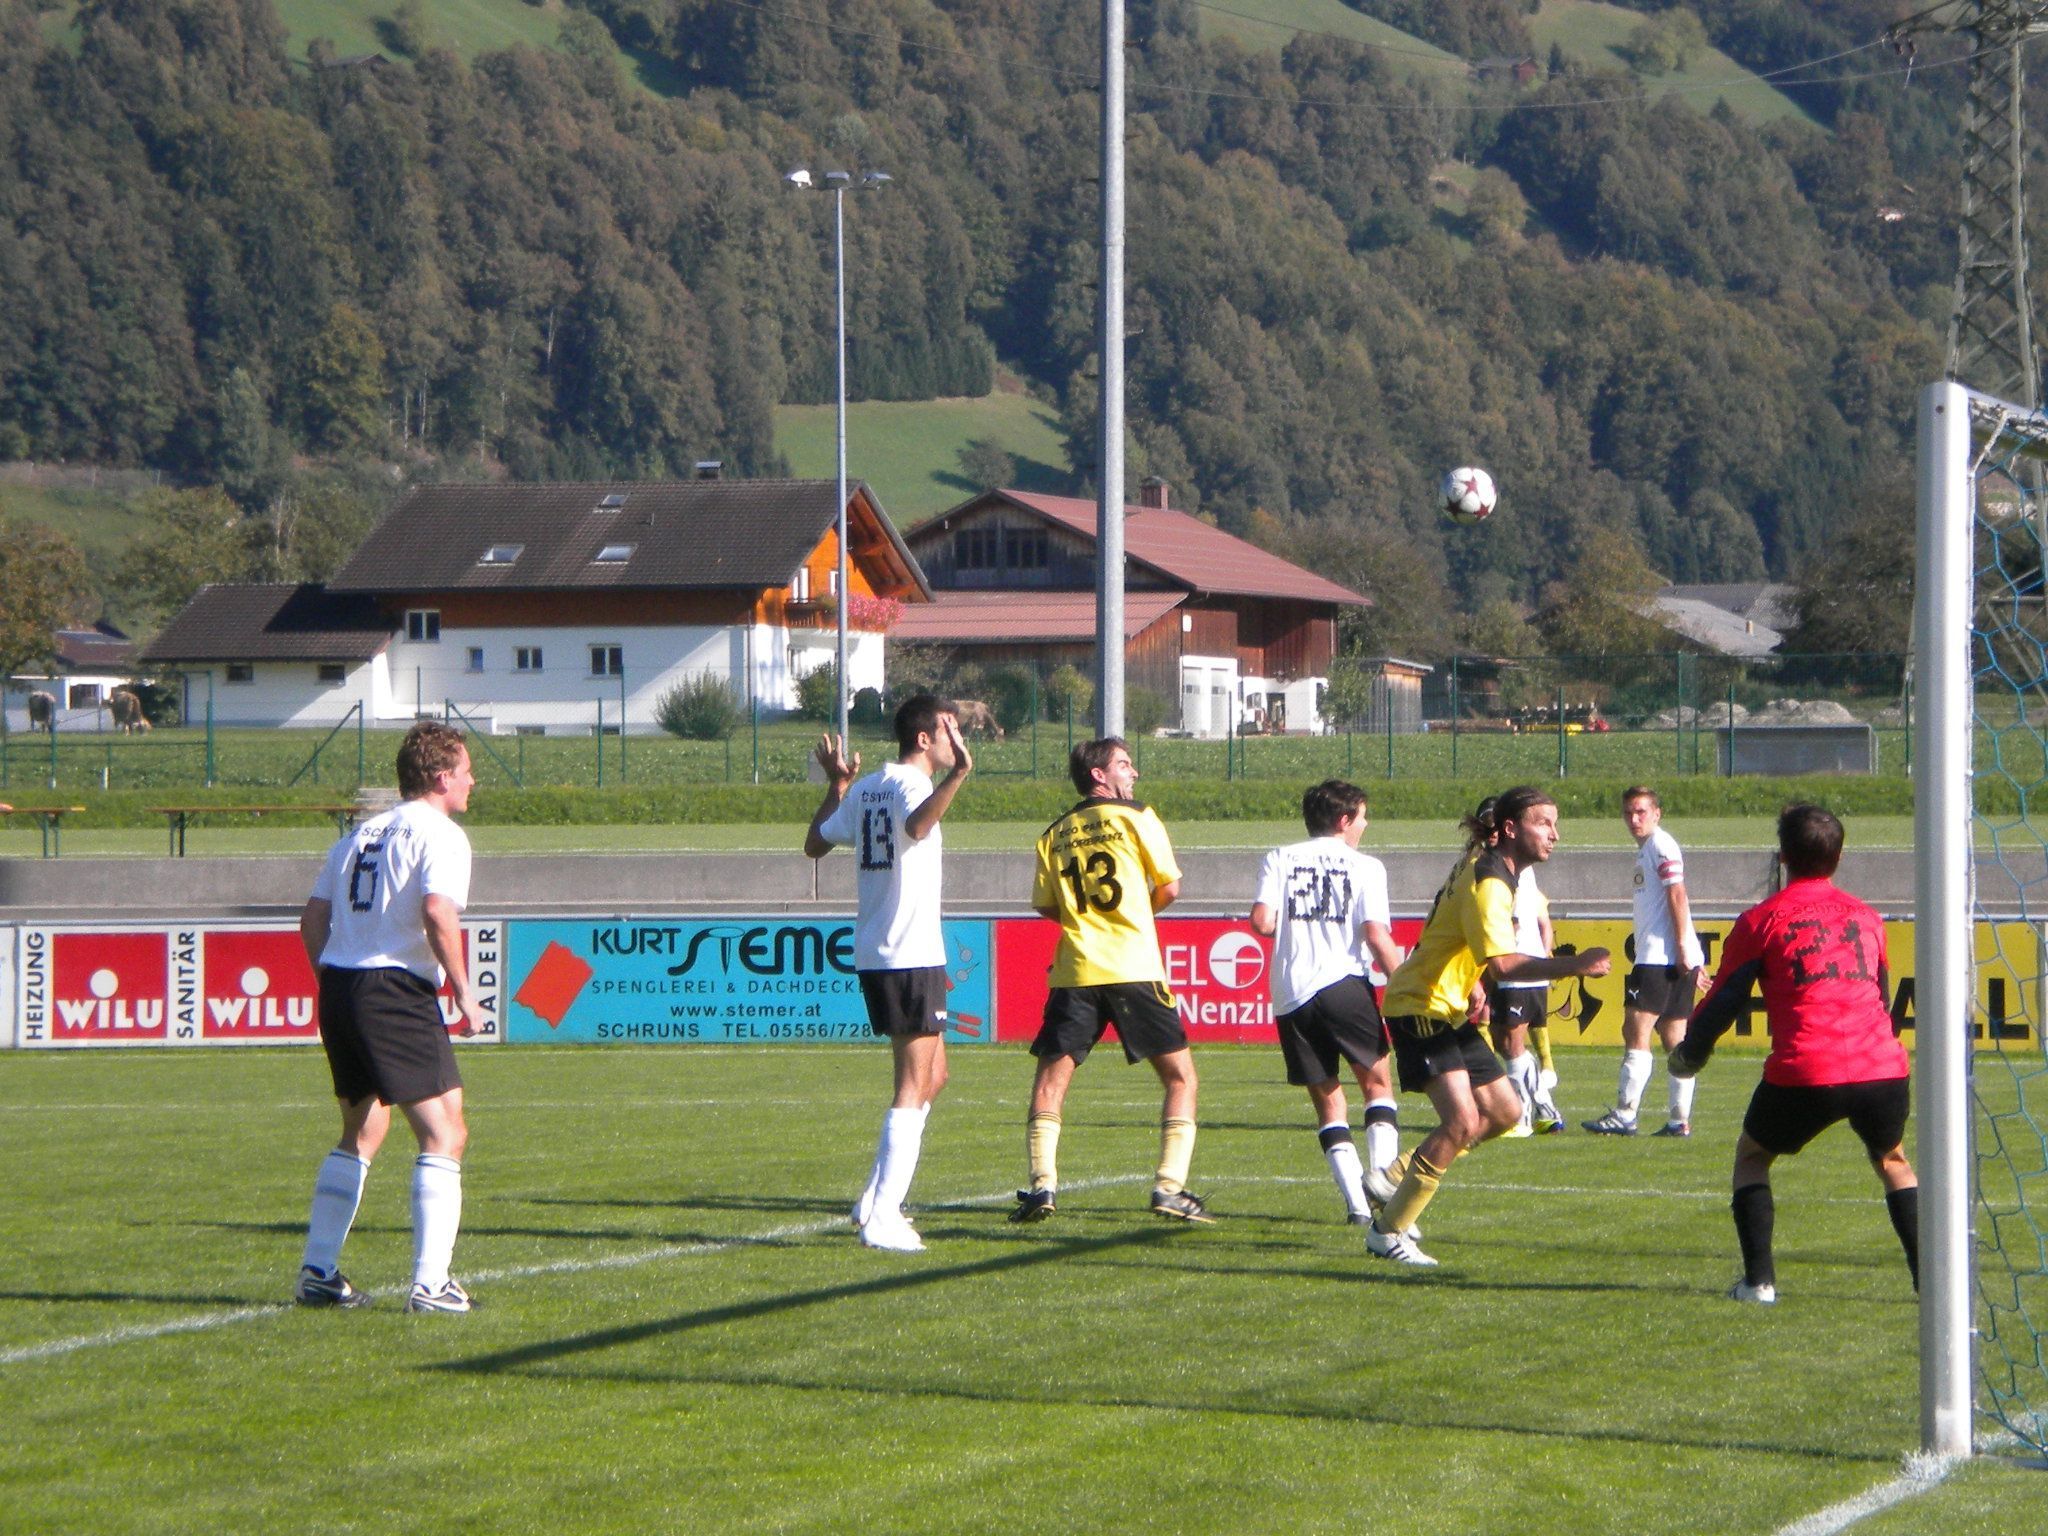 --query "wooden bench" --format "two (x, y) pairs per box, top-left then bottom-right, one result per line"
(0, 804), (89, 858)
(150, 804), (361, 857)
